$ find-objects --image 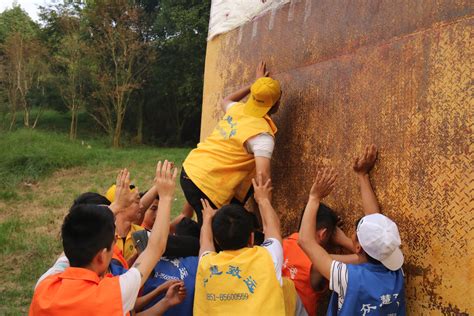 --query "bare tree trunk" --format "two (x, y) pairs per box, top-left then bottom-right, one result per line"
(74, 111), (78, 139)
(113, 120), (122, 148)
(23, 106), (29, 127)
(70, 109), (77, 140)
(113, 103), (124, 147)
(32, 105), (44, 129)
(32, 87), (45, 129)
(9, 111), (17, 131)
(69, 93), (78, 140)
